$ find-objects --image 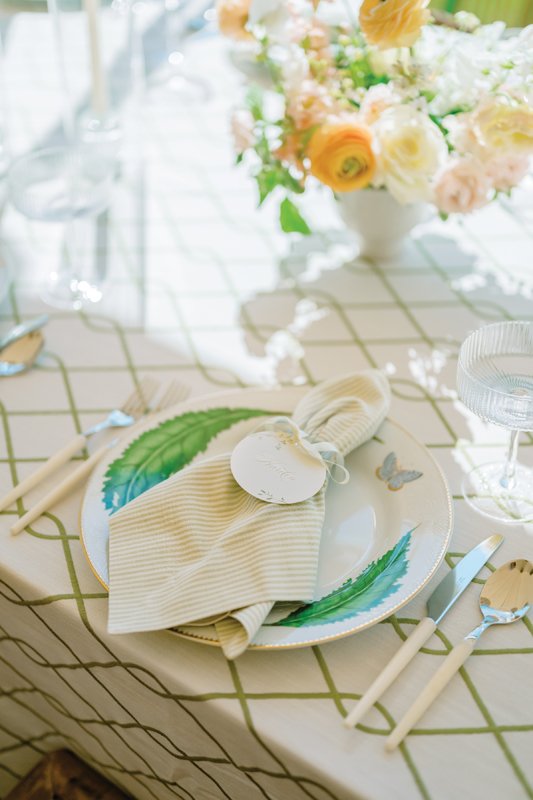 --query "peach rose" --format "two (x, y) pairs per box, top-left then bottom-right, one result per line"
(434, 159), (492, 214)
(486, 154), (530, 191)
(216, 0), (252, 40)
(359, 0), (430, 50)
(308, 122), (376, 192)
